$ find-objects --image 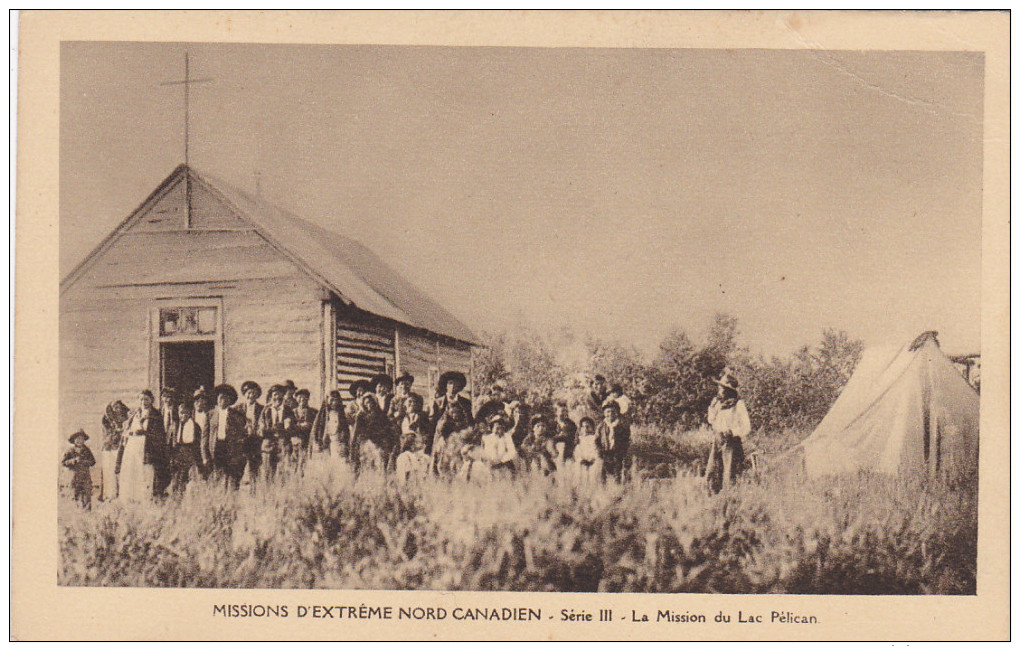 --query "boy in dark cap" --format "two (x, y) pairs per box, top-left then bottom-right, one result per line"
(234, 381), (264, 483)
(291, 388), (316, 461)
(258, 384), (295, 478)
(62, 430), (96, 509)
(596, 399), (631, 482)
